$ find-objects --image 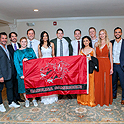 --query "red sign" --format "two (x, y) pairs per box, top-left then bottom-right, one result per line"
(23, 55), (87, 98)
